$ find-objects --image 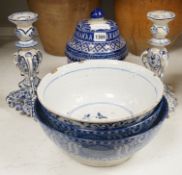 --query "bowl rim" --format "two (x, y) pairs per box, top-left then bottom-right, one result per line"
(37, 60), (164, 124)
